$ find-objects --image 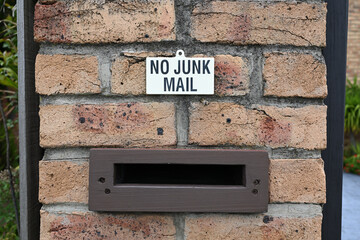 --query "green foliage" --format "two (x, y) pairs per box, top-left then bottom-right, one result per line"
(0, 167), (19, 240)
(0, 0), (18, 171)
(0, 1), (19, 238)
(344, 76), (360, 133)
(344, 143), (360, 175)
